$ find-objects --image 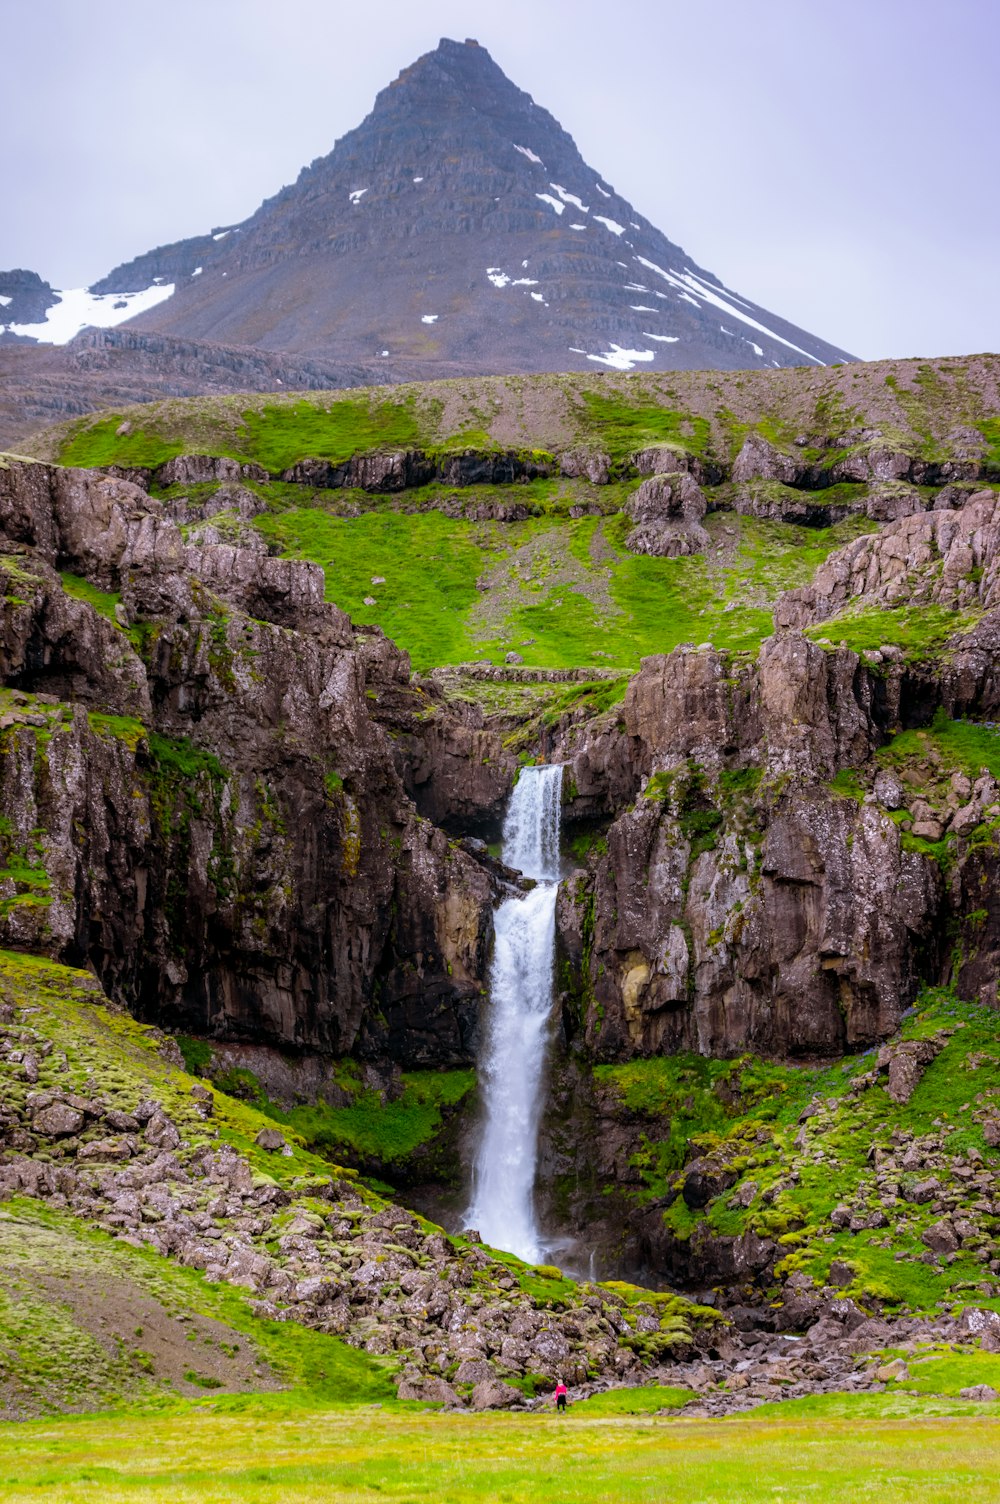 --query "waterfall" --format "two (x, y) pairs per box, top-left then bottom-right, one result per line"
(465, 763), (563, 1263)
